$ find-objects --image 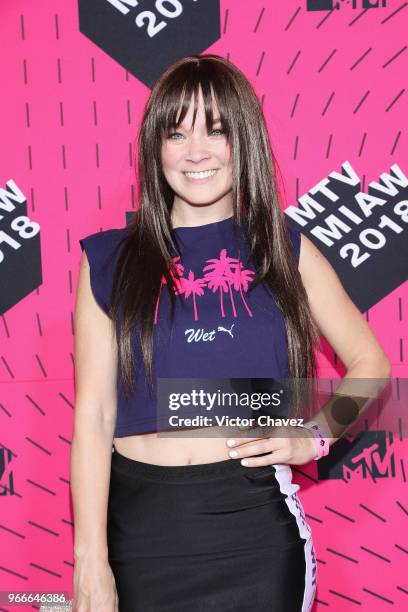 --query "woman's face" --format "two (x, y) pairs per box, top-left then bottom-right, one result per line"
(161, 89), (233, 208)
